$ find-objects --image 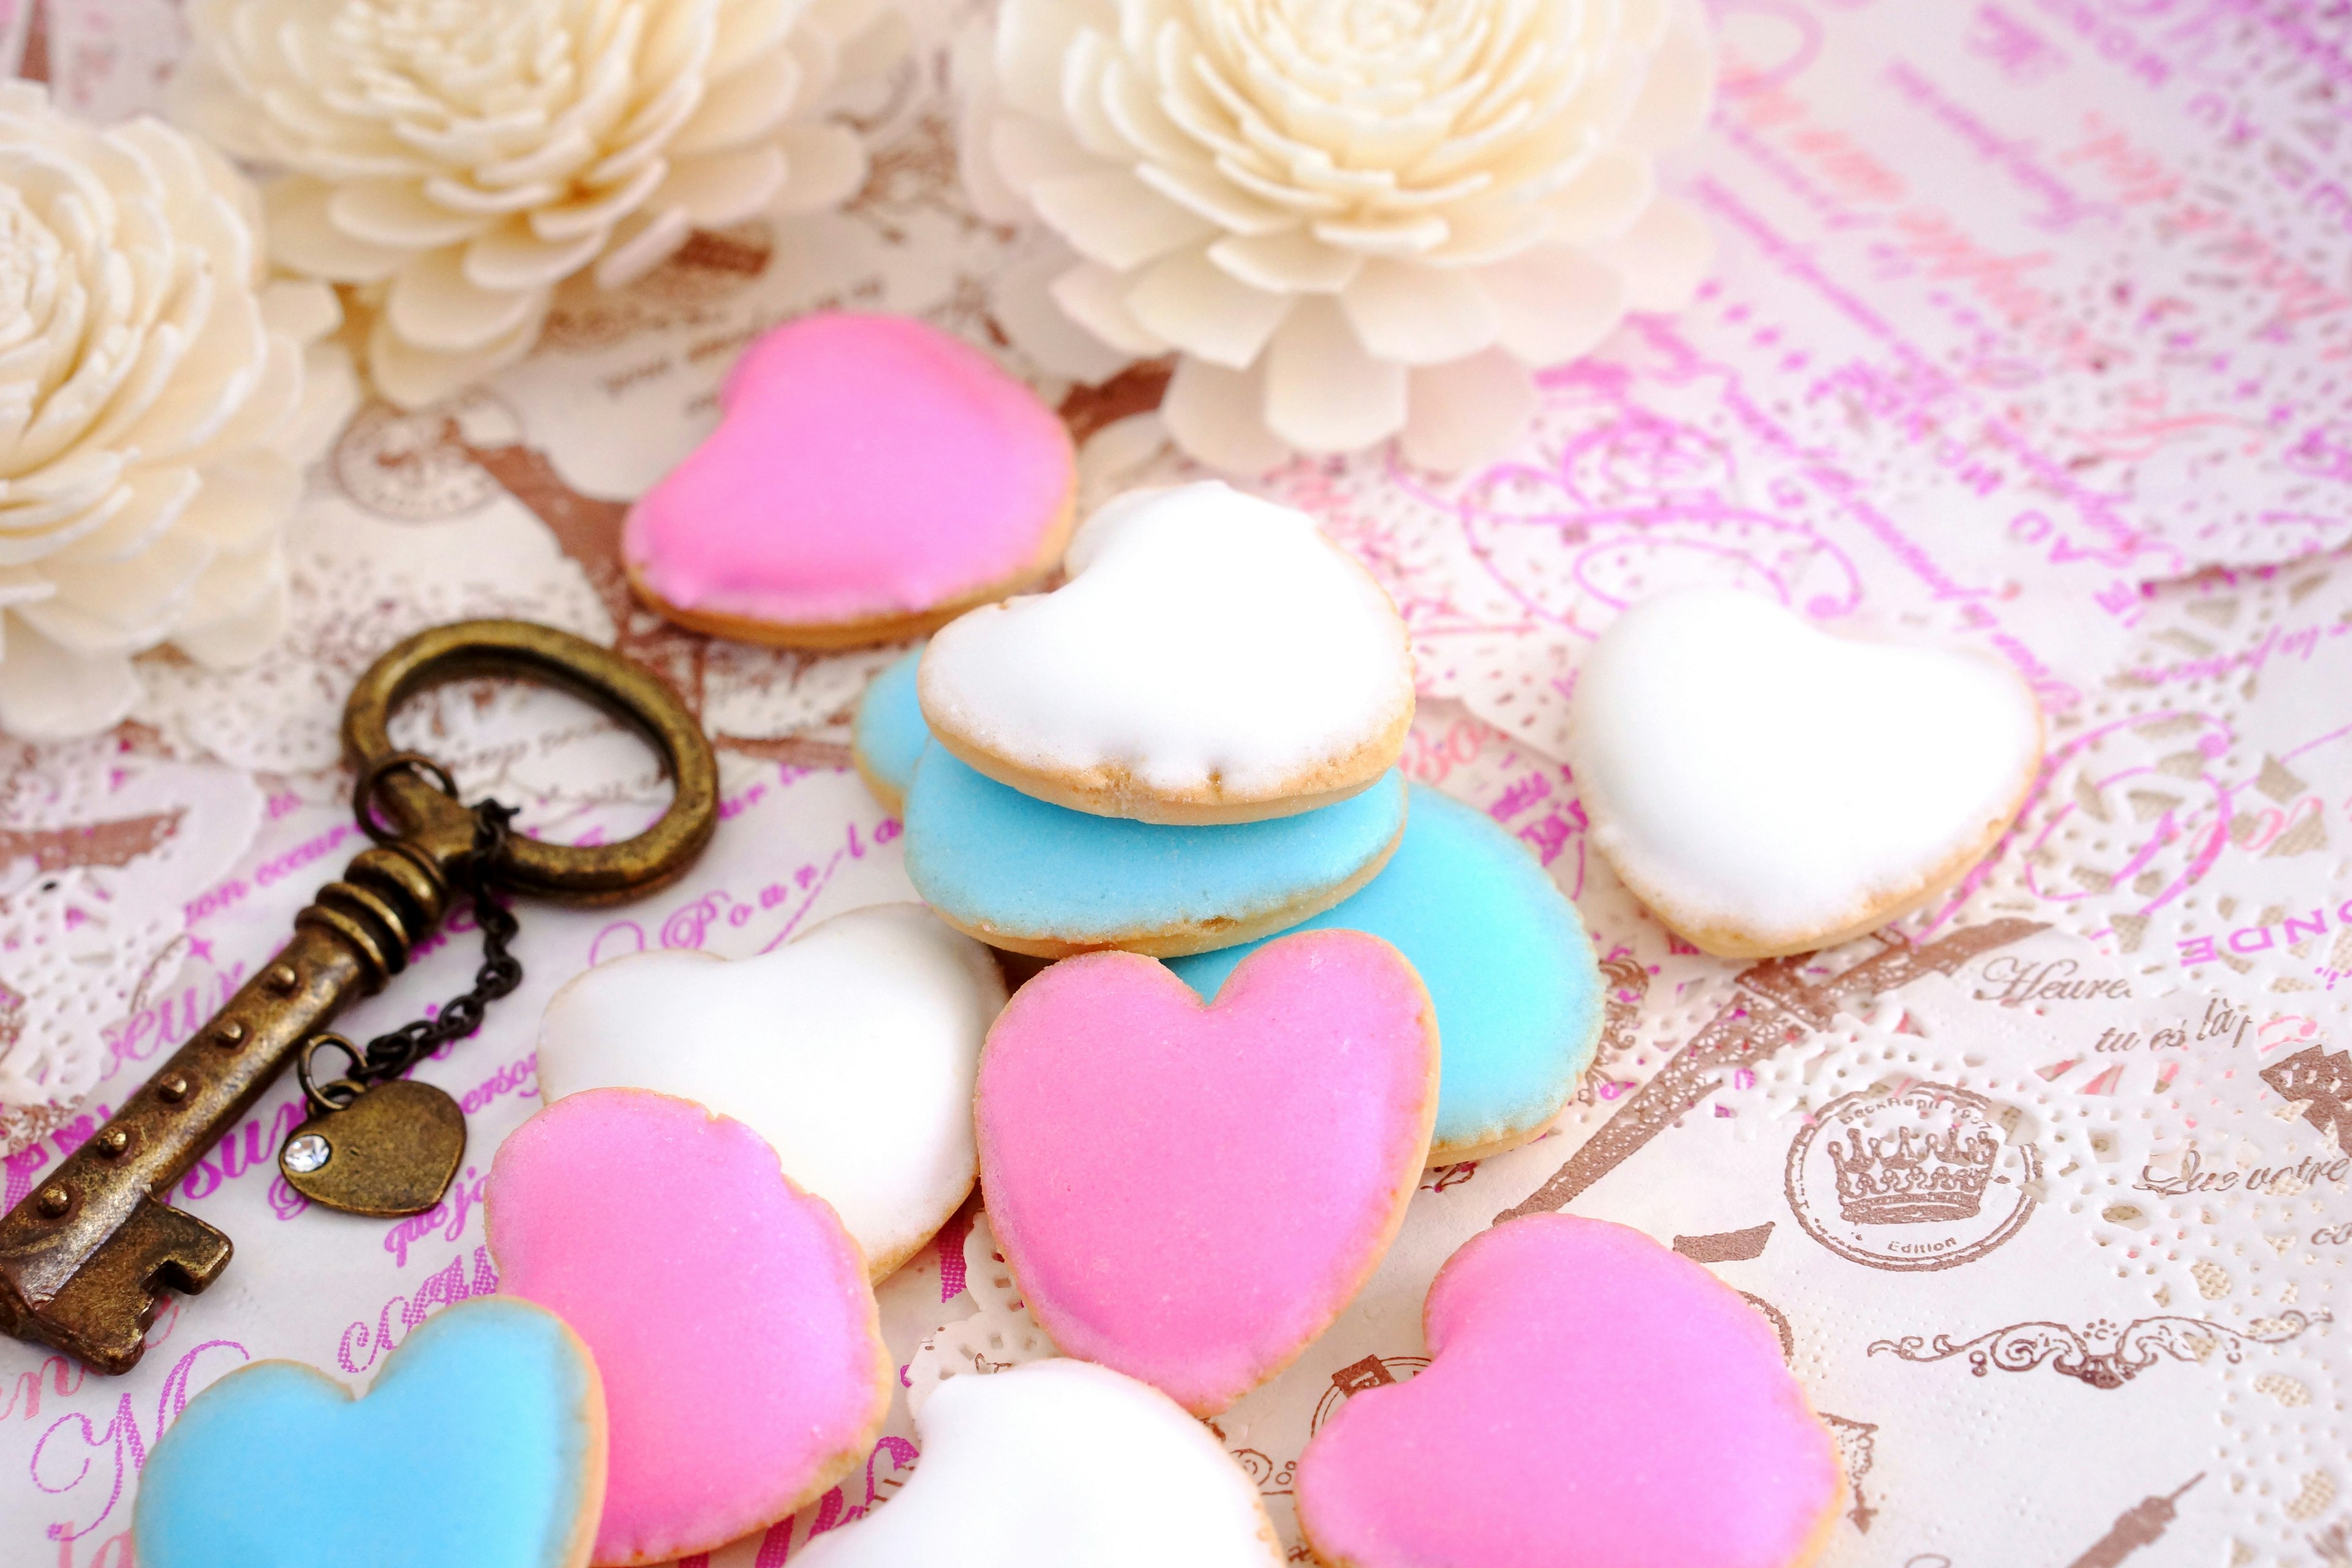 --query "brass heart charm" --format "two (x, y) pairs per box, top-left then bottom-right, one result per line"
(279, 1079), (466, 1218)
